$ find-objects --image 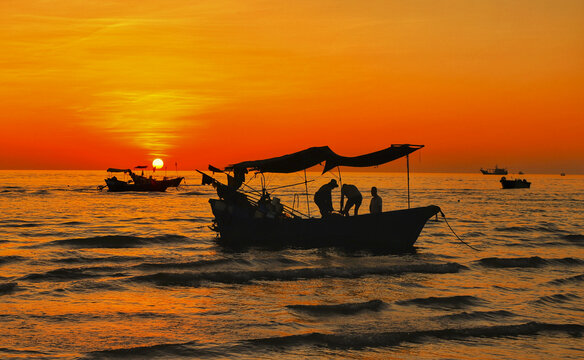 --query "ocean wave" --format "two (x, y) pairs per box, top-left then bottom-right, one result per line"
(0, 255), (24, 265)
(478, 256), (546, 268)
(246, 322), (584, 349)
(54, 255), (145, 264)
(0, 221), (43, 228)
(81, 322), (584, 358)
(179, 191), (205, 196)
(535, 293), (580, 305)
(133, 258), (234, 270)
(128, 262), (467, 287)
(396, 295), (483, 309)
(22, 266), (127, 282)
(286, 299), (386, 316)
(0, 187), (26, 194)
(43, 234), (191, 248)
(67, 280), (128, 292)
(164, 217), (208, 223)
(494, 225), (566, 234)
(59, 221), (87, 226)
(0, 282), (18, 295)
(562, 234), (584, 244)
(0, 347), (48, 356)
(436, 310), (516, 321)
(549, 274), (584, 285)
(83, 341), (219, 359)
(478, 256), (584, 268)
